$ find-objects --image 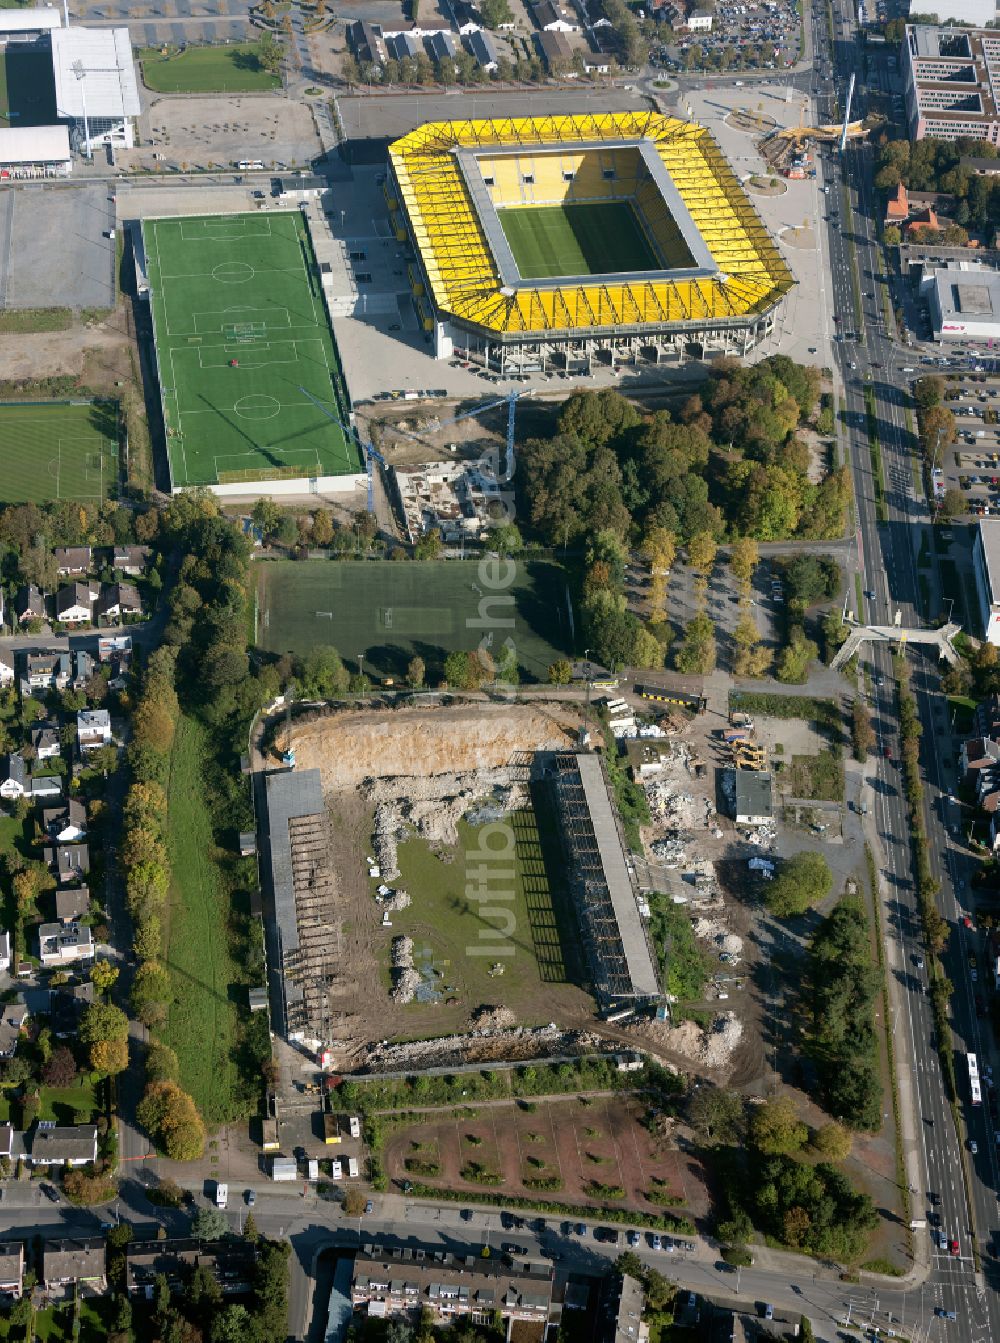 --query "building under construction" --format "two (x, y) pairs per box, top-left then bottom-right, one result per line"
(262, 768), (340, 1046)
(551, 752), (662, 1006)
